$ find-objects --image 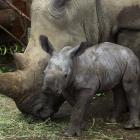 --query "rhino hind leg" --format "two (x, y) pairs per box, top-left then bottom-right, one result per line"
(110, 84), (128, 123)
(122, 68), (140, 129)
